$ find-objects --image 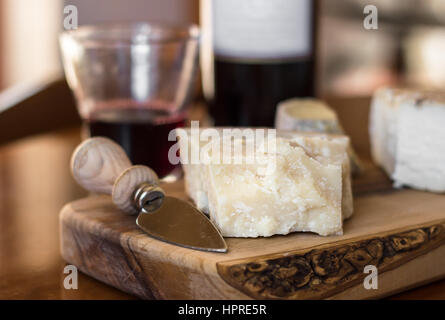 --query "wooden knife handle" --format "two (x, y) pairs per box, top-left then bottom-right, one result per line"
(112, 165), (161, 215)
(71, 137), (133, 194)
(71, 137), (160, 215)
